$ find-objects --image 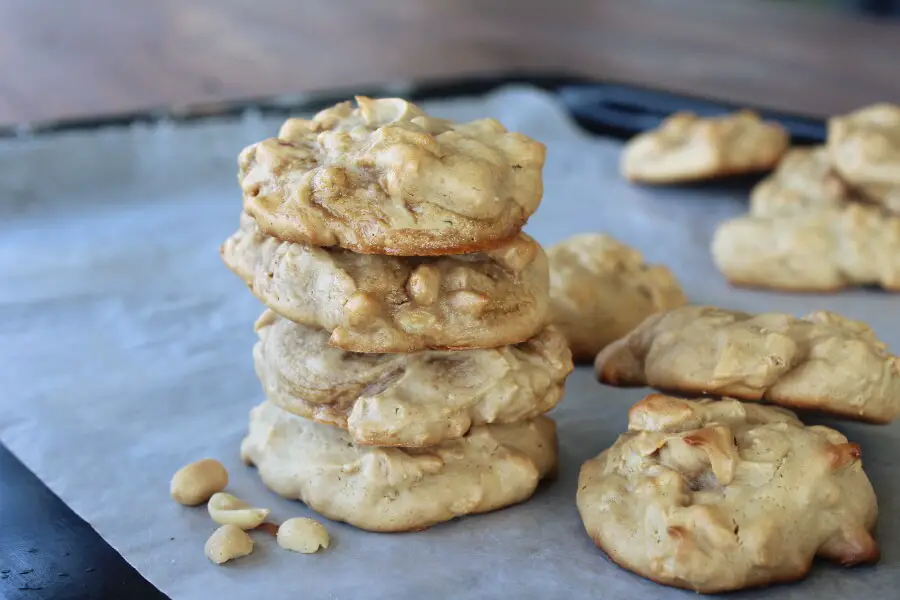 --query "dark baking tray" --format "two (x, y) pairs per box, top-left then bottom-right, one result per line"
(0, 72), (826, 600)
